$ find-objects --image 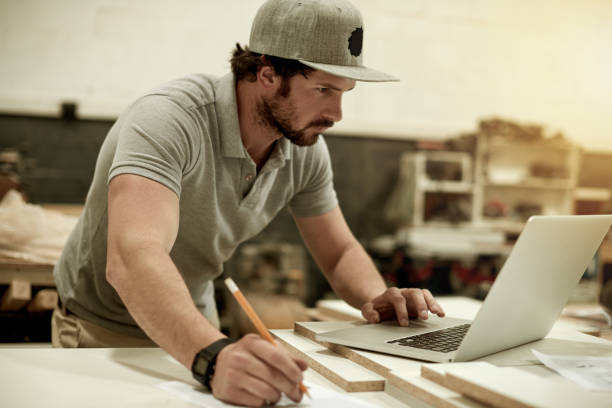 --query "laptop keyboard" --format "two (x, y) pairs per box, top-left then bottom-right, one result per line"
(386, 323), (471, 353)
